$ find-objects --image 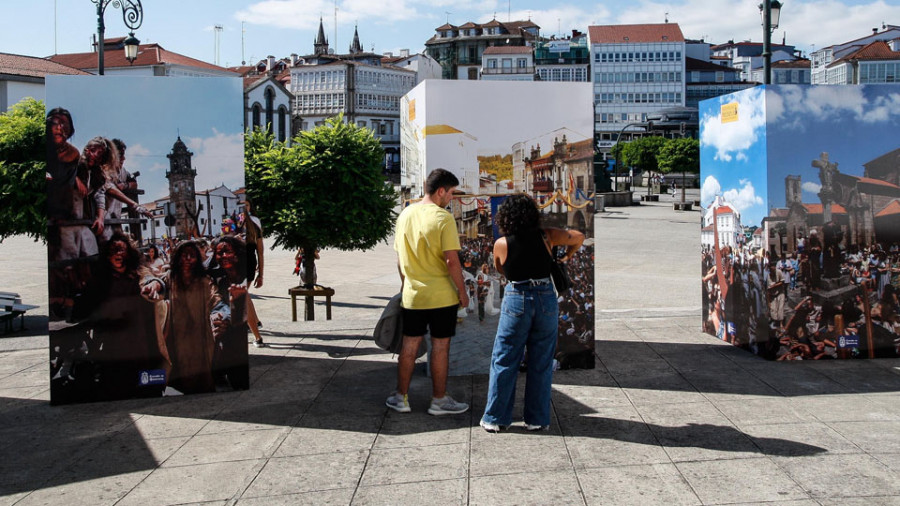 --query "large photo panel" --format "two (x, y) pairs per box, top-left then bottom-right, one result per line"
(46, 76), (248, 404)
(700, 84), (900, 360)
(401, 81), (596, 372)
